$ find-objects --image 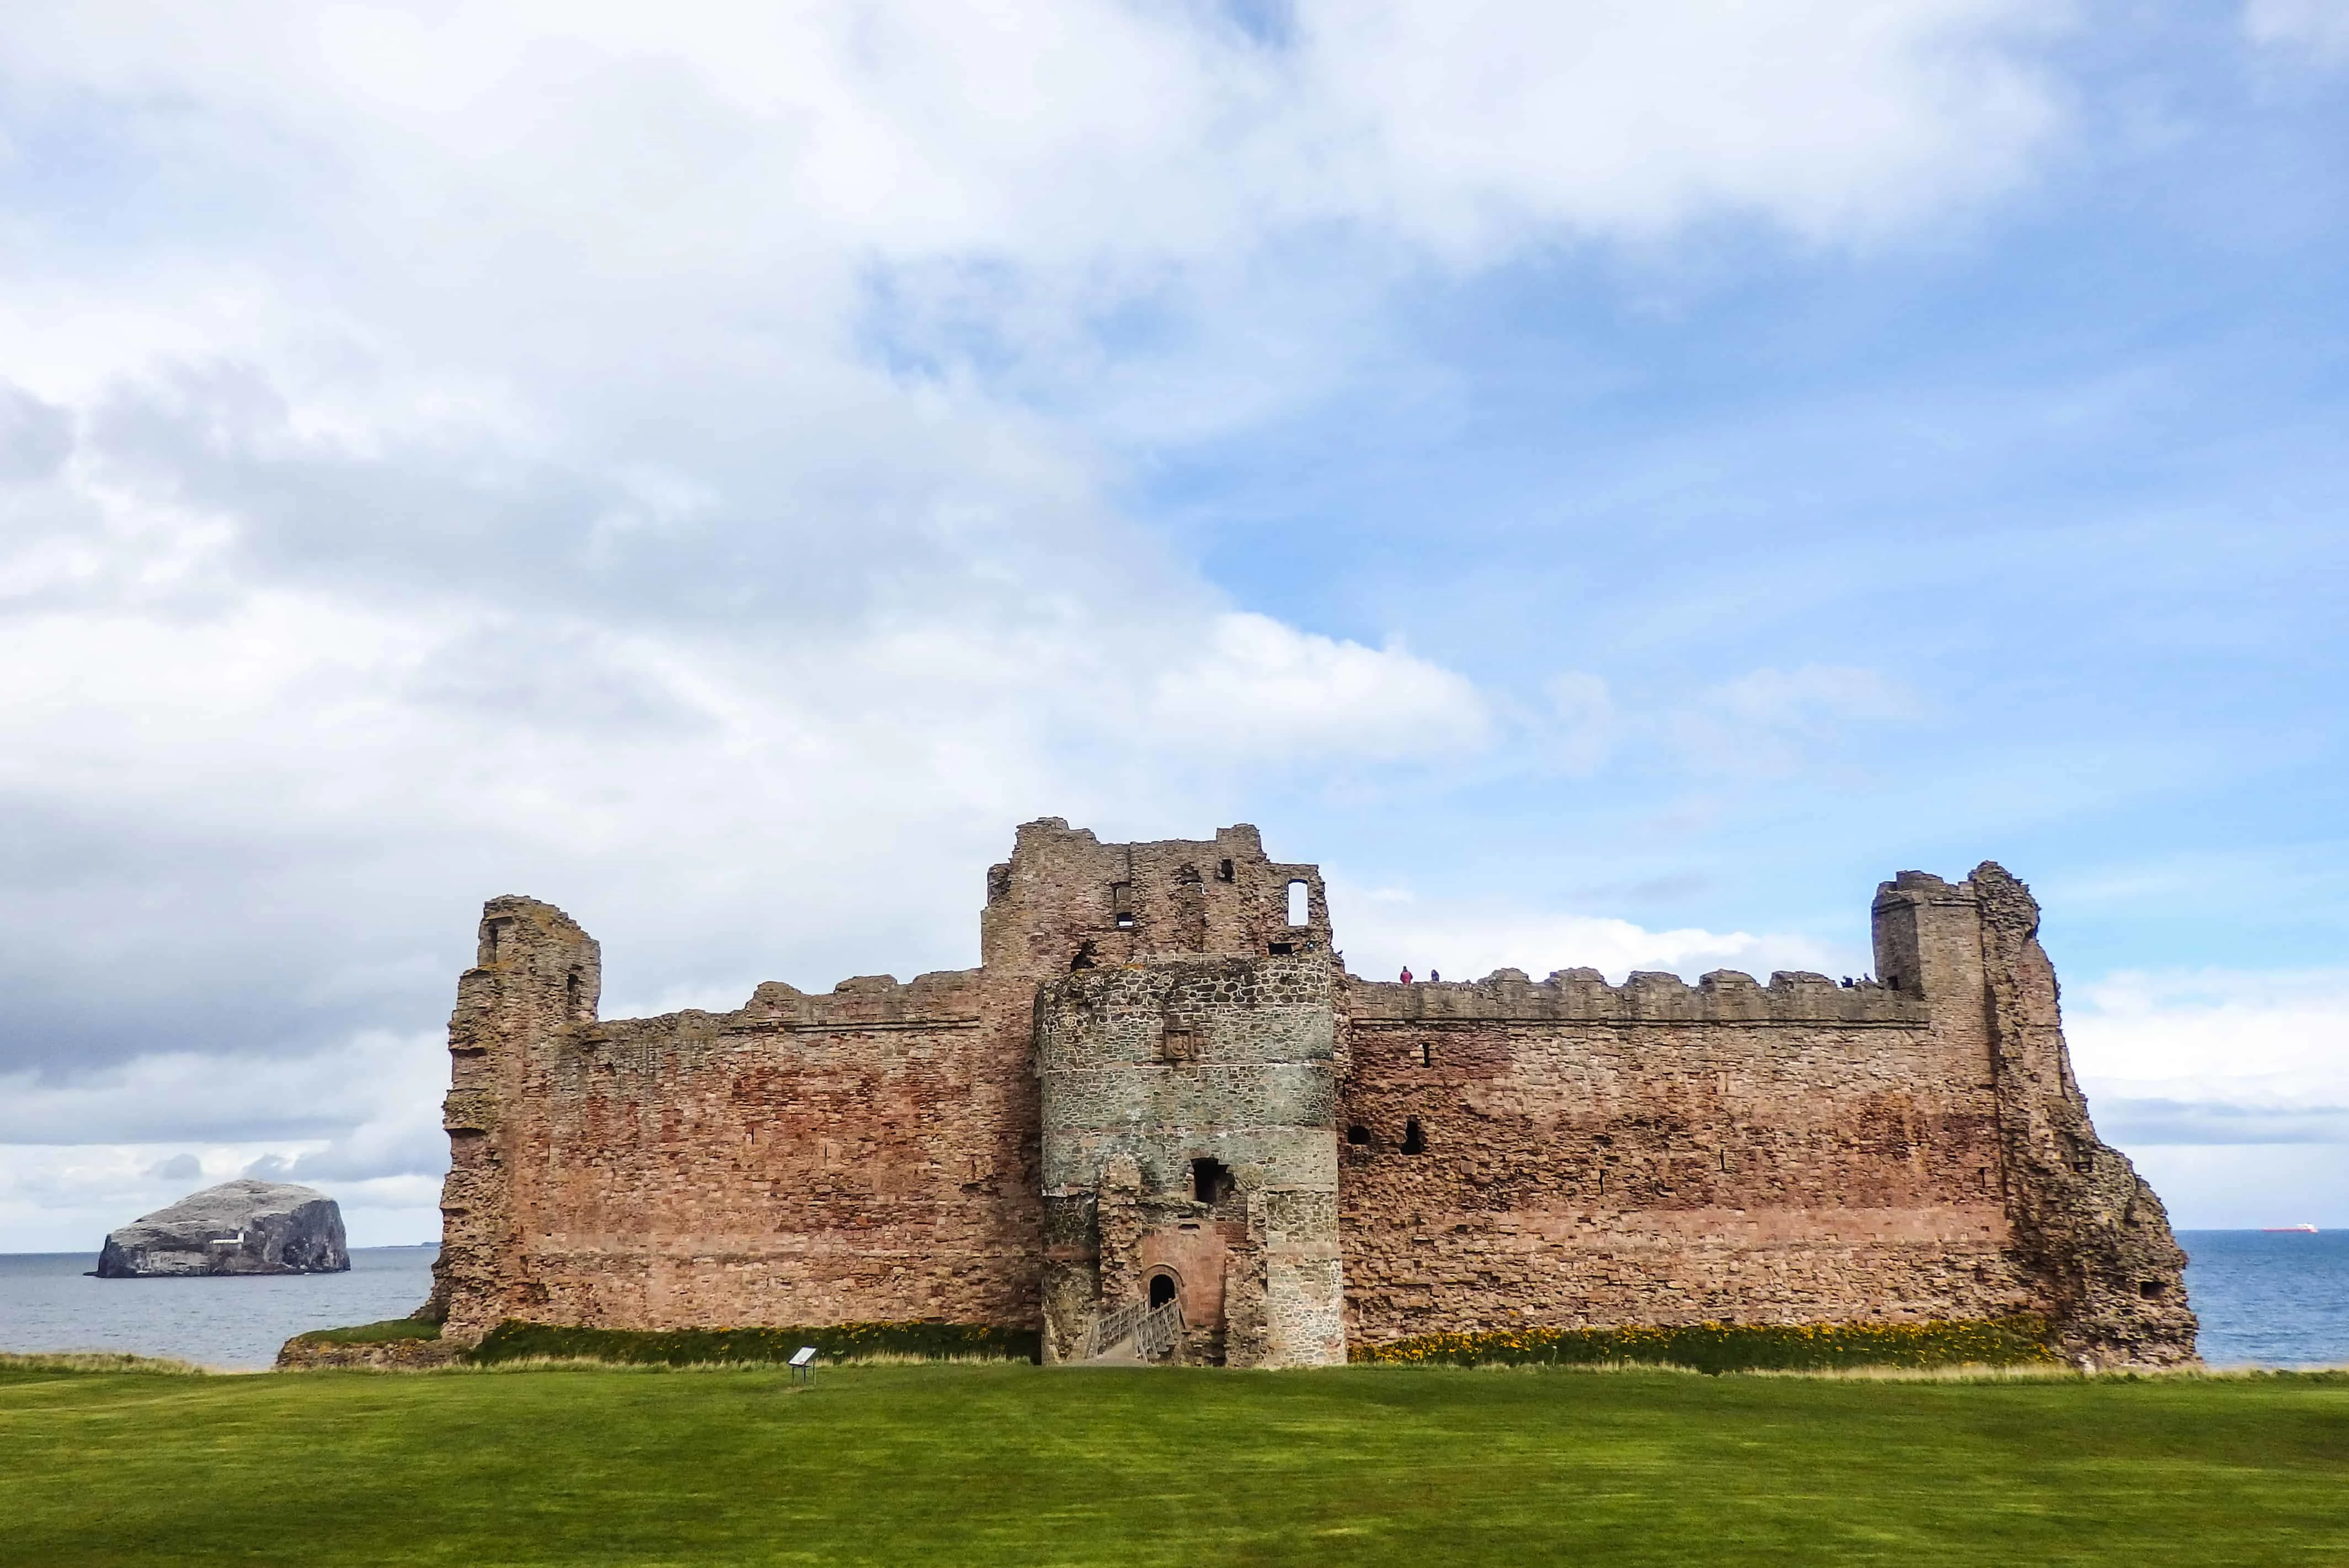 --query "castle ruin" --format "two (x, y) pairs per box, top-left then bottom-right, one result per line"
(426, 819), (2197, 1368)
